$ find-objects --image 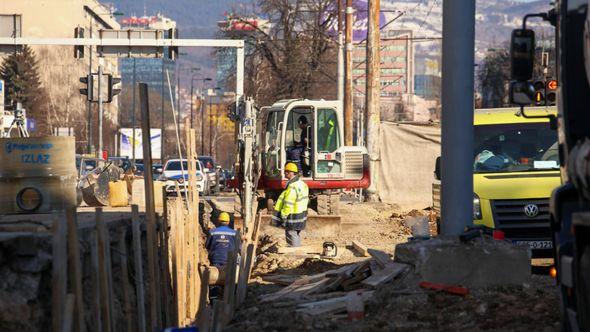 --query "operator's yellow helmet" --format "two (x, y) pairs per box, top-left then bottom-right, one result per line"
(218, 212), (230, 224)
(285, 162), (299, 173)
